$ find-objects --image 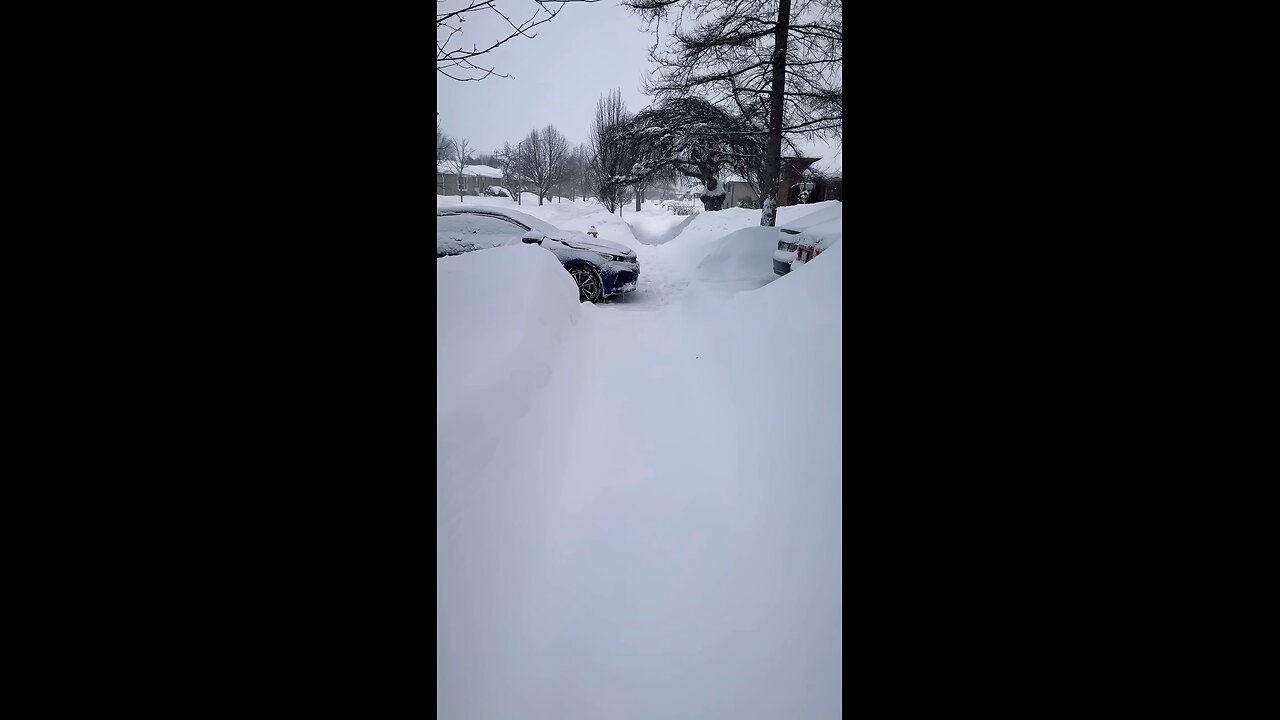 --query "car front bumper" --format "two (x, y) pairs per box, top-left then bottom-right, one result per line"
(603, 260), (640, 296)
